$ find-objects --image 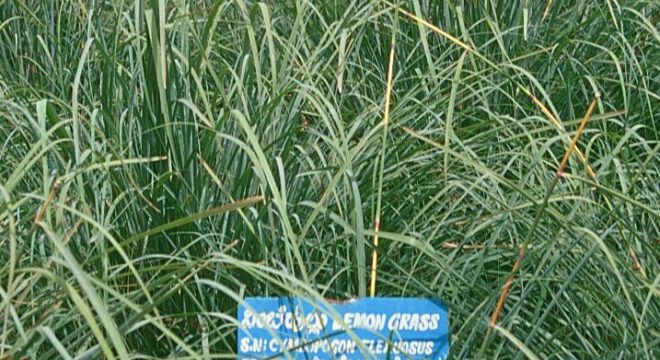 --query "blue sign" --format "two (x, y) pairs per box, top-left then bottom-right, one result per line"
(237, 297), (449, 359)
